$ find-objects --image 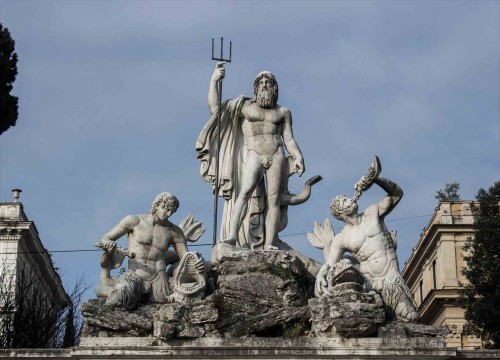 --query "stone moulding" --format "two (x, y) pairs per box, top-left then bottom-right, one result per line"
(0, 337), (456, 359)
(75, 338), (455, 359)
(4, 345), (500, 359)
